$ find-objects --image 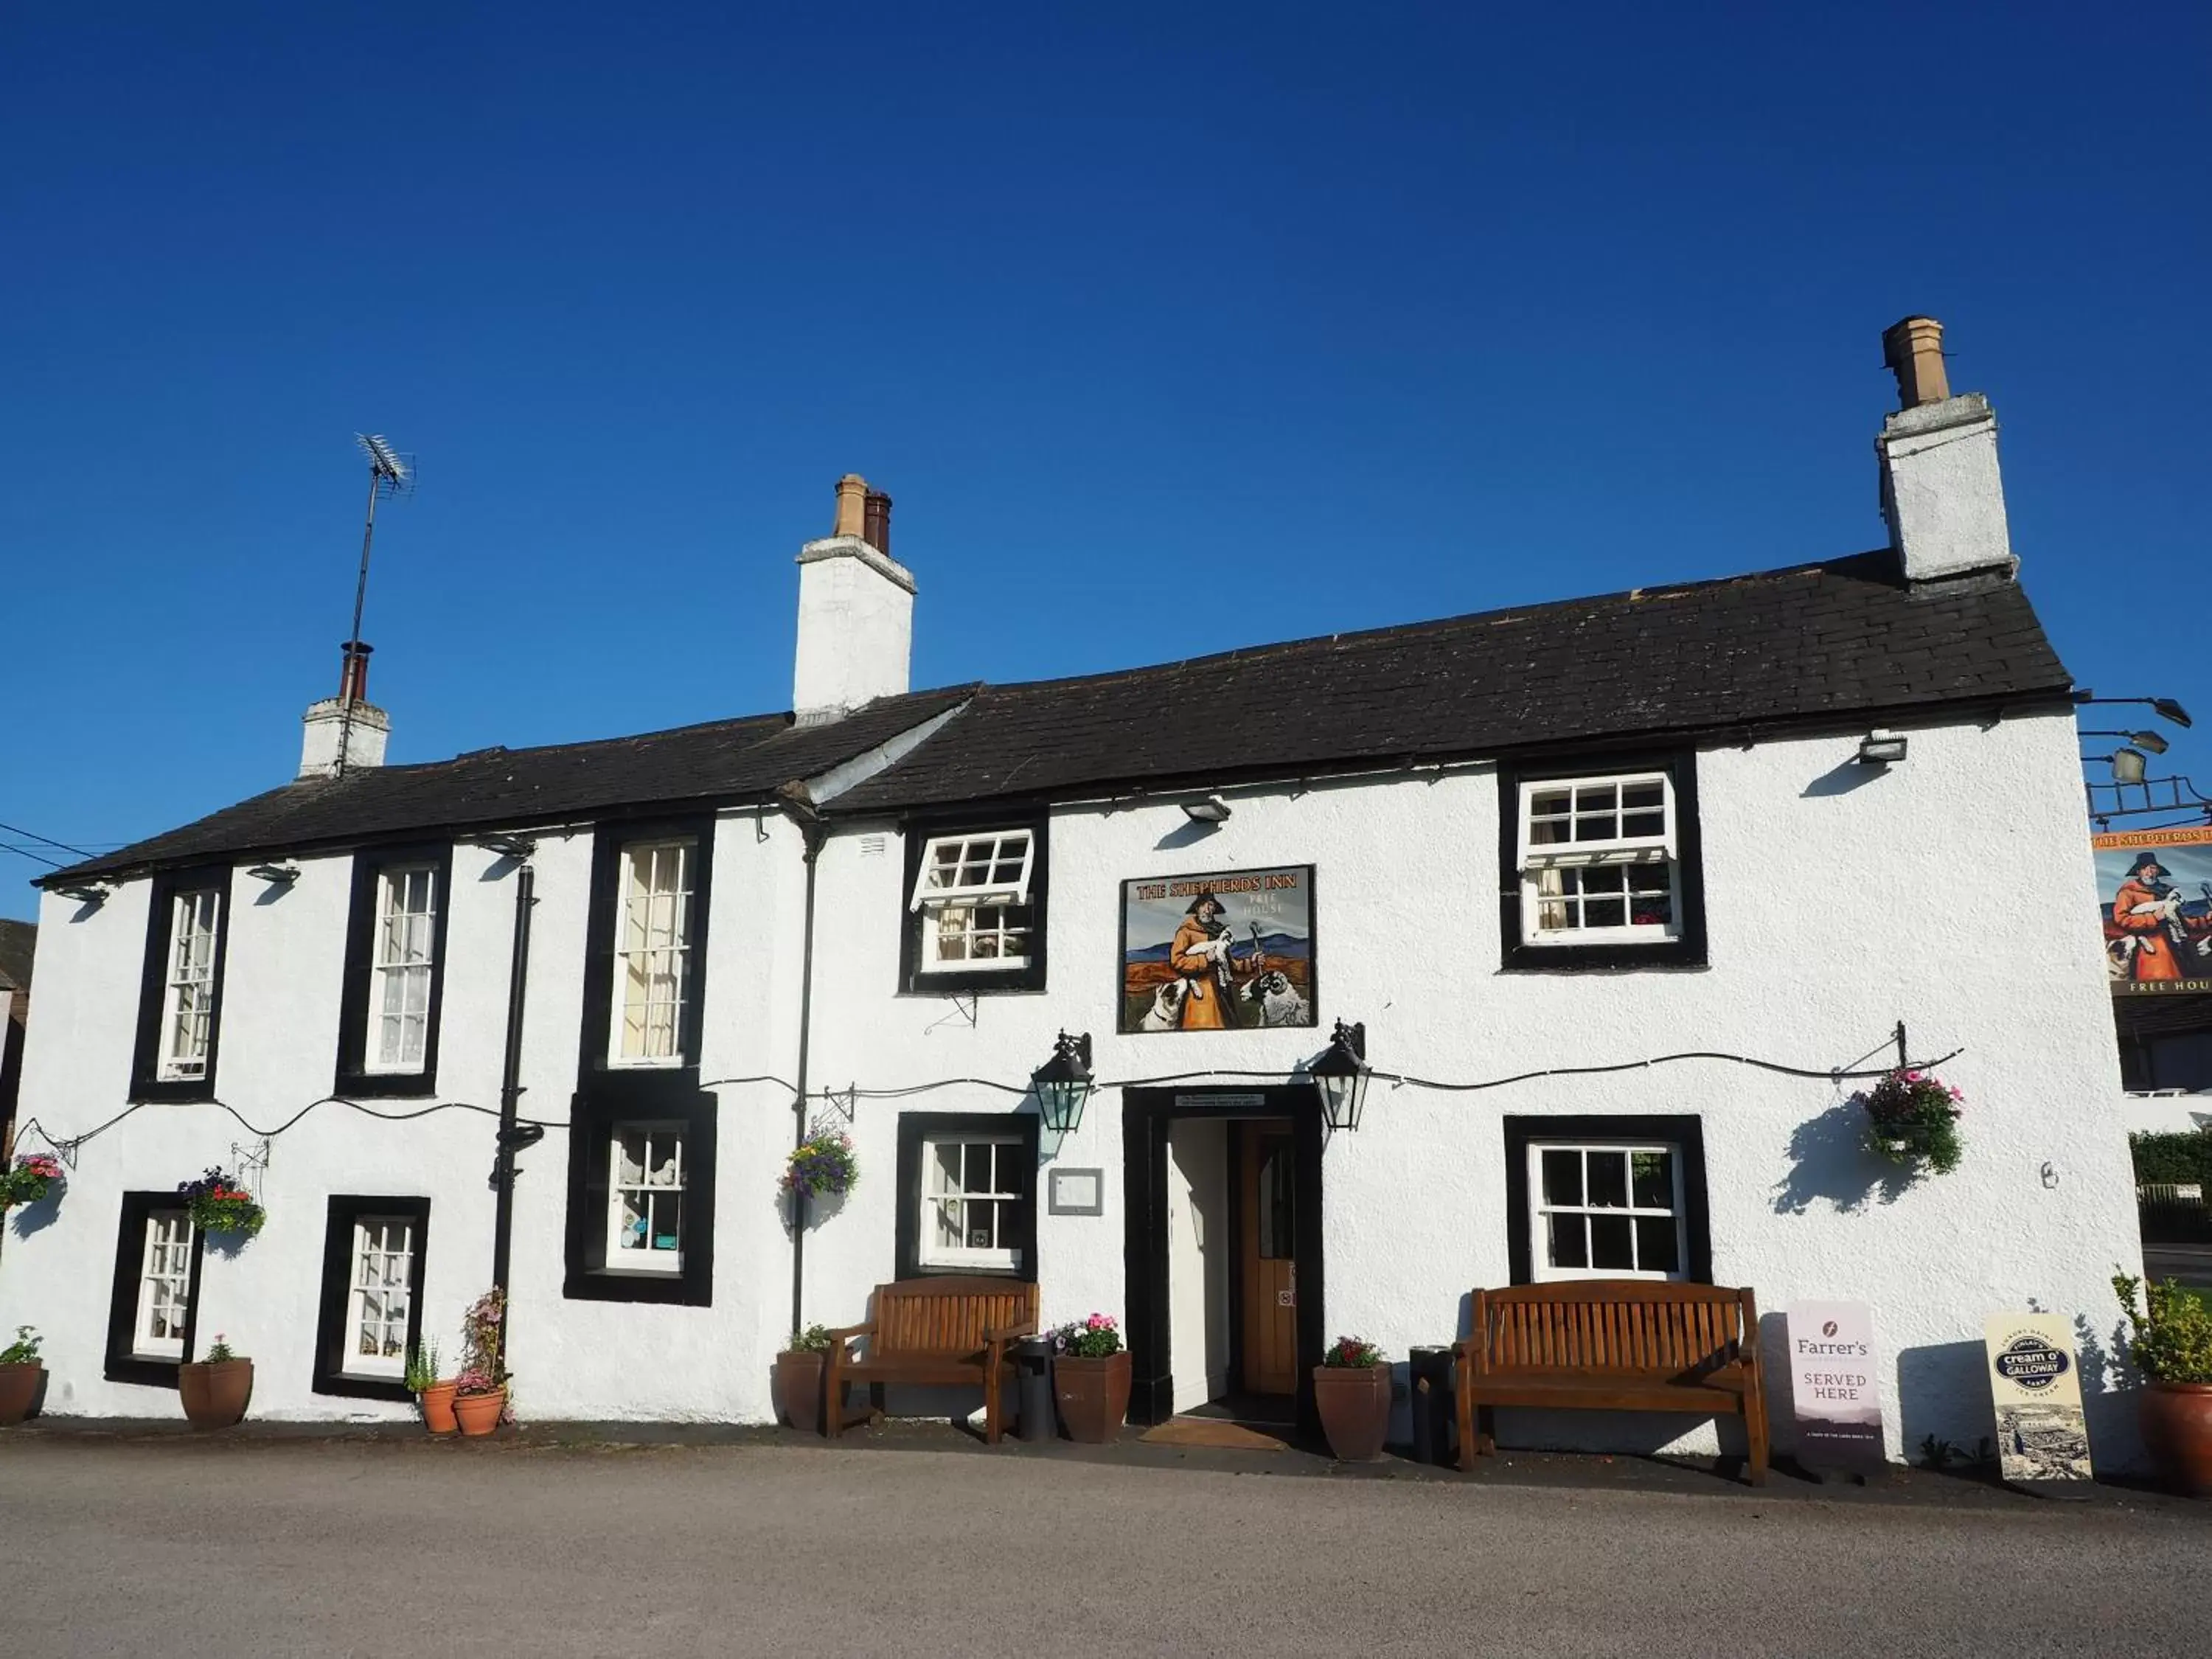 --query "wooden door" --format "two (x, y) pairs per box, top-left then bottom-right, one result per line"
(1238, 1124), (1297, 1395)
